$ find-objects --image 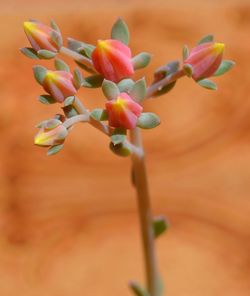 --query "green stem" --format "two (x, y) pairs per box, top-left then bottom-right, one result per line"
(130, 128), (160, 296)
